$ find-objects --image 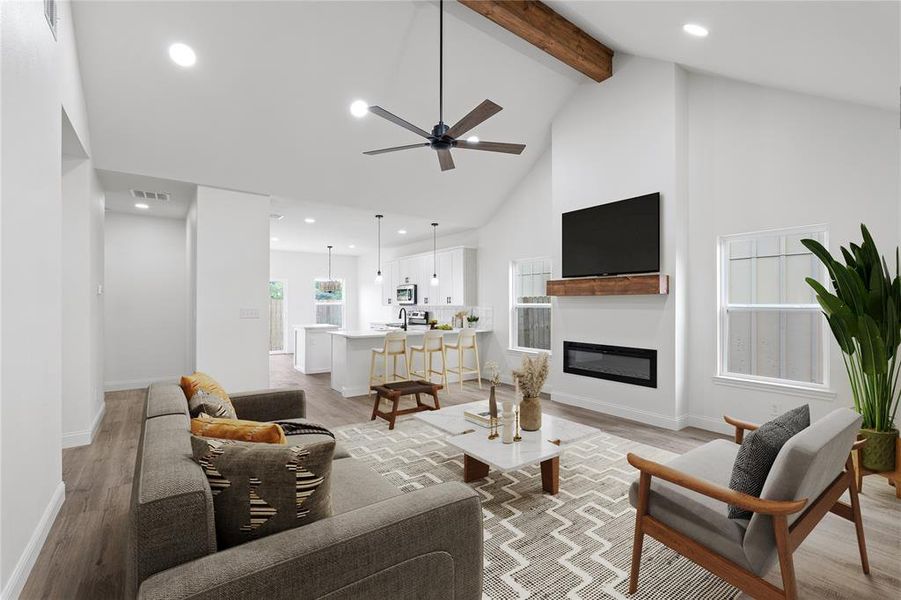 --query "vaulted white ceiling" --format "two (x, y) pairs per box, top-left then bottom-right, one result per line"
(75, 1), (899, 232)
(73, 0), (581, 227)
